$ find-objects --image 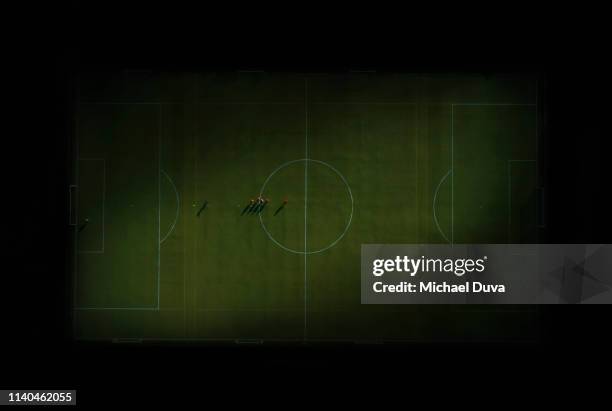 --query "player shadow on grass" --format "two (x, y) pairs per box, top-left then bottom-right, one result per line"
(241, 201), (258, 216)
(241, 203), (252, 216)
(197, 201), (208, 217)
(248, 202), (259, 215)
(240, 199), (271, 216)
(273, 204), (285, 216)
